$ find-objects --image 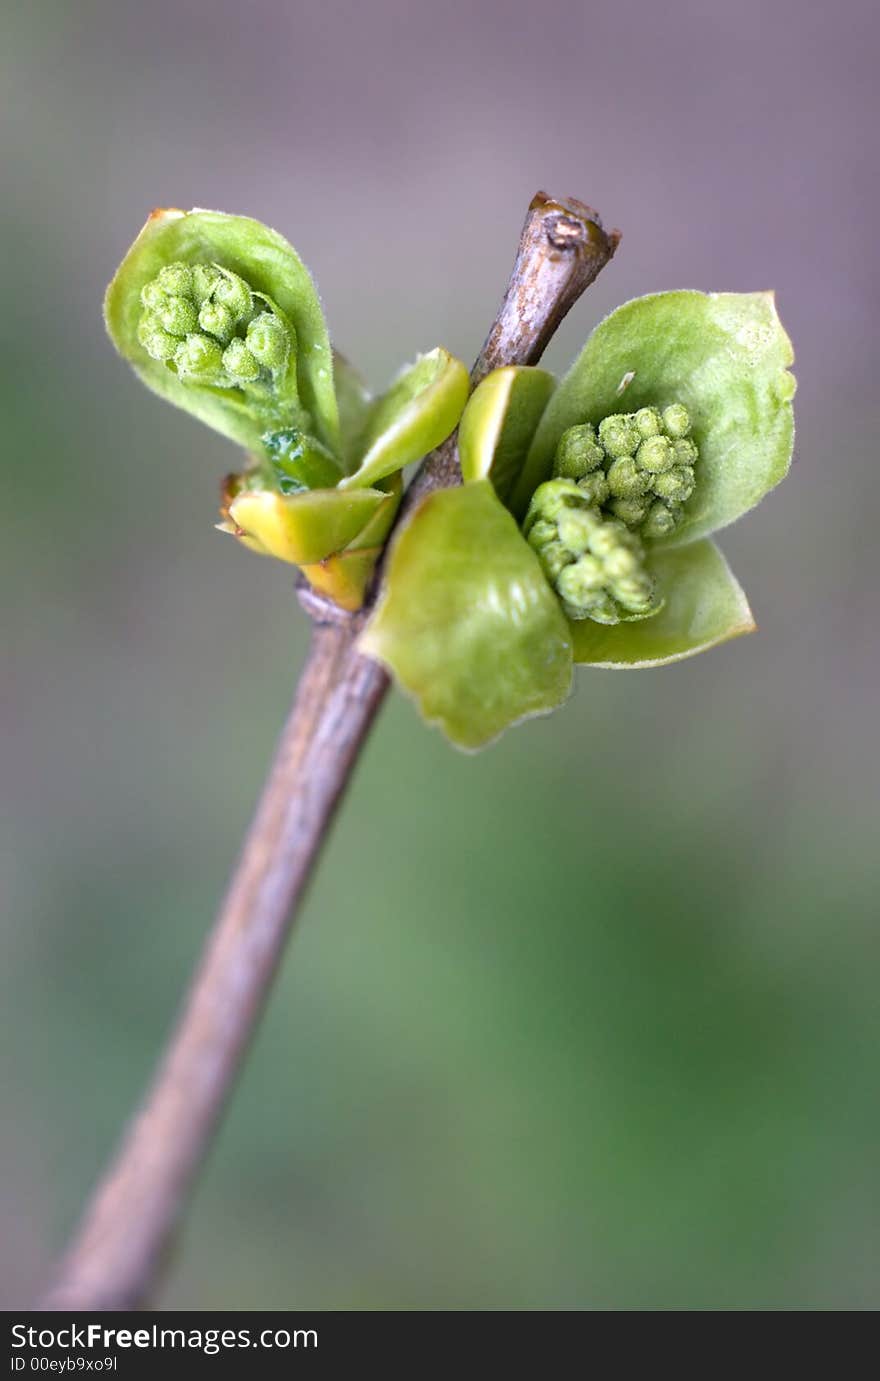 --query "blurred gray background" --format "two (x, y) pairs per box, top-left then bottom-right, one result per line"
(2, 0), (877, 1309)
